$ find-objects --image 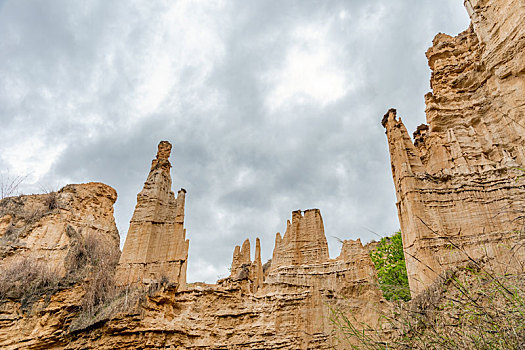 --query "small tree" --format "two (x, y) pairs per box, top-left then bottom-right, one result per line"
(0, 173), (27, 199)
(369, 231), (410, 301)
